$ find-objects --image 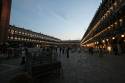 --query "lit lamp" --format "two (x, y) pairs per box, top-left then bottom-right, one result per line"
(112, 37), (115, 40)
(102, 40), (105, 43)
(108, 27), (111, 29)
(121, 34), (124, 38)
(97, 41), (99, 44)
(115, 22), (117, 25)
(87, 44), (89, 47)
(95, 42), (96, 44)
(107, 46), (112, 52)
(119, 19), (123, 22)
